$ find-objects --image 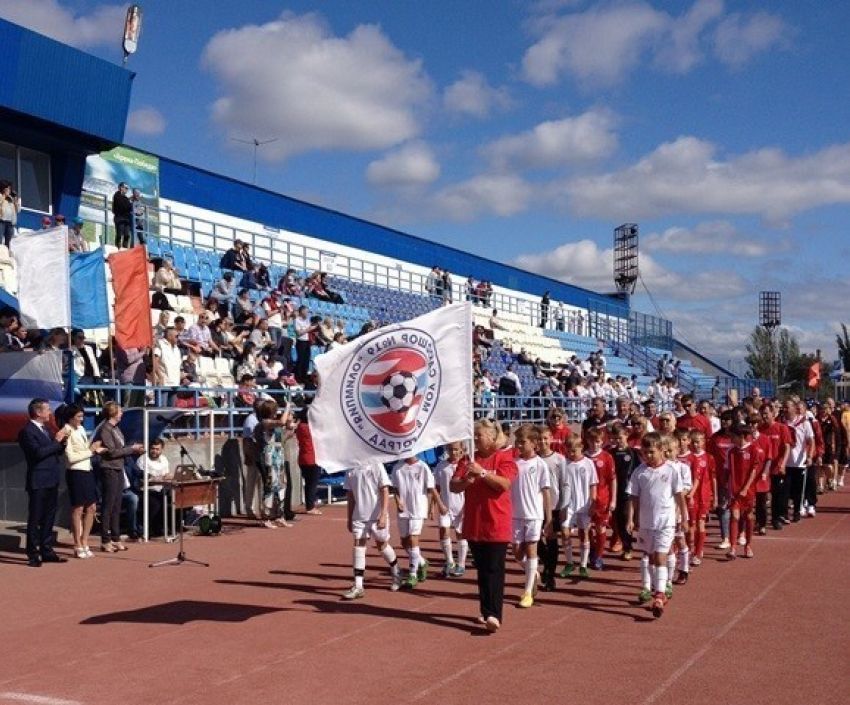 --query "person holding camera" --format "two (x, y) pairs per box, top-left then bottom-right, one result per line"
(294, 305), (319, 384)
(0, 180), (21, 249)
